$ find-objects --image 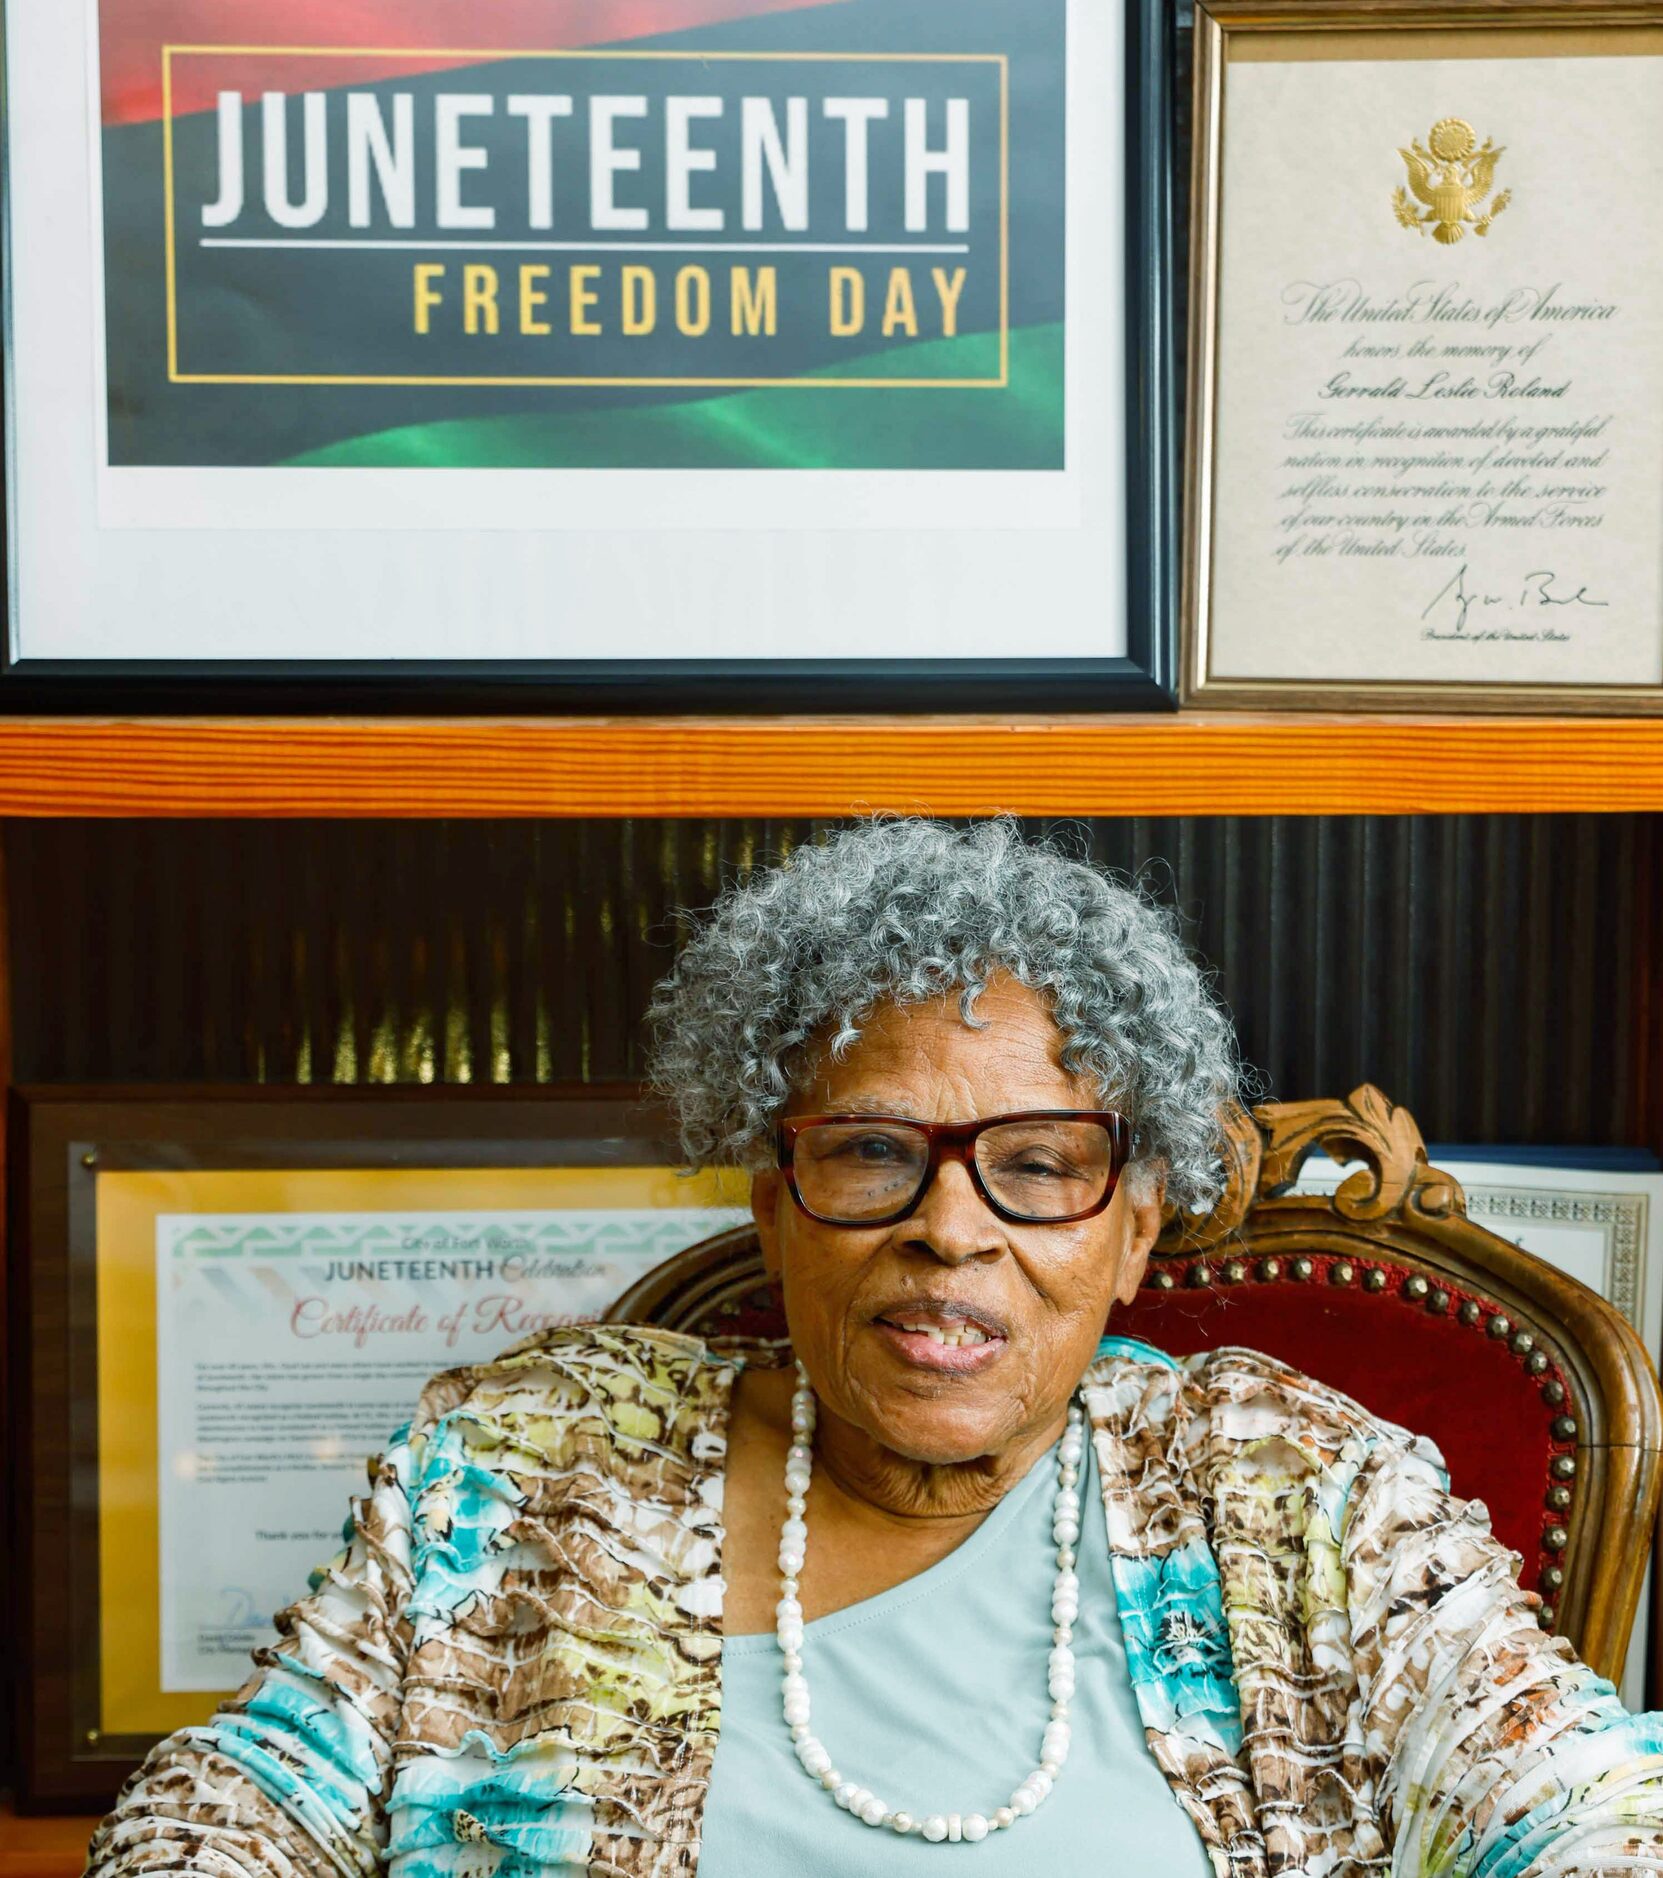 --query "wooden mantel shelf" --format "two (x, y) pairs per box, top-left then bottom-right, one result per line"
(0, 1806), (93, 1878)
(1, 714), (1662, 817)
